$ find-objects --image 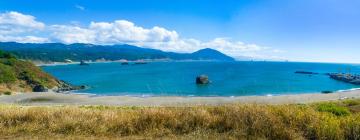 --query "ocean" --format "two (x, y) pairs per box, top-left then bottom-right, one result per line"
(42, 61), (360, 96)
